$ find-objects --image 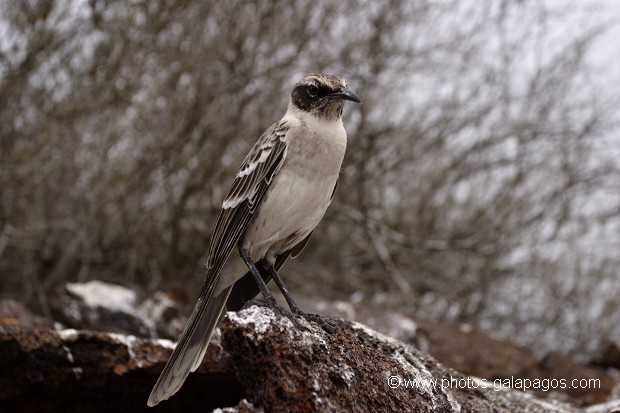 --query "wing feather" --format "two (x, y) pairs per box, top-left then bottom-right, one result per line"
(207, 121), (289, 271)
